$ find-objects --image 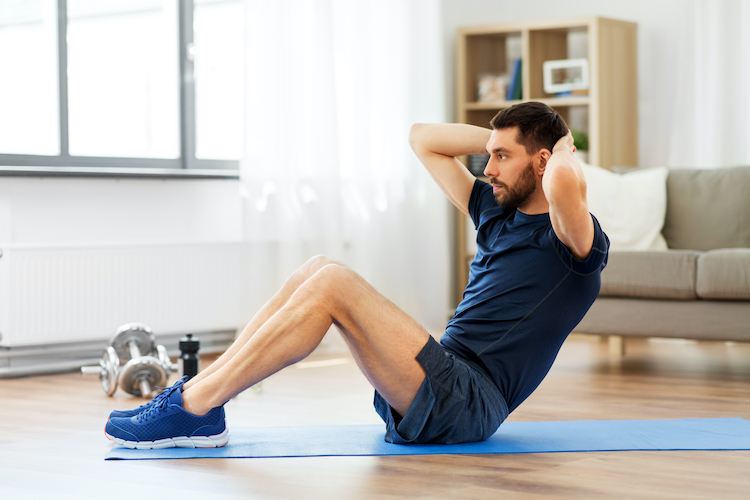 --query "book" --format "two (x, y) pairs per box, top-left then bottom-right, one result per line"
(506, 58), (523, 101)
